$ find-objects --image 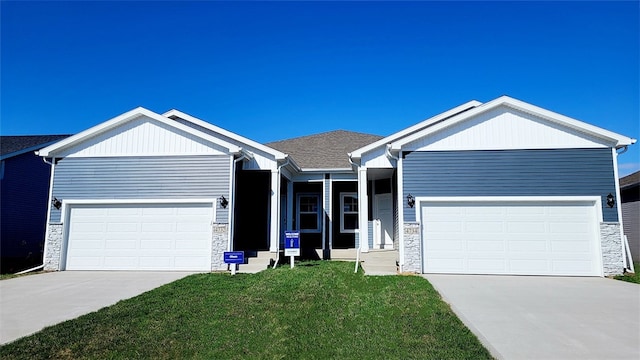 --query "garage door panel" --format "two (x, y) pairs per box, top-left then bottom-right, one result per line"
(422, 200), (600, 276)
(509, 259), (548, 273)
(105, 239), (136, 249)
(467, 240), (505, 251)
(551, 260), (594, 273)
(141, 222), (174, 232)
(66, 203), (213, 271)
(140, 239), (172, 249)
(465, 221), (503, 233)
(507, 221), (547, 233)
(427, 239), (464, 250)
(550, 240), (590, 253)
(468, 259), (507, 272)
(509, 241), (547, 252)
